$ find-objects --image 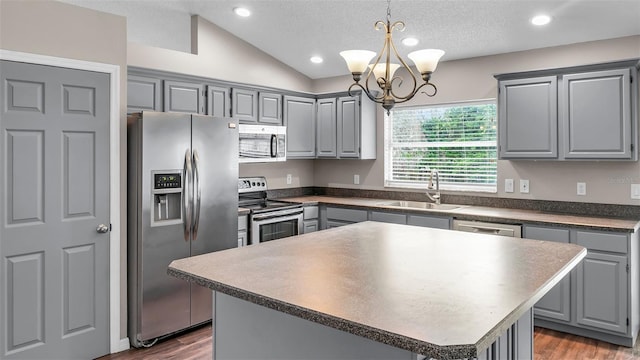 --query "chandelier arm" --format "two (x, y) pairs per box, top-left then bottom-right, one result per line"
(387, 32), (420, 100)
(391, 82), (439, 106)
(390, 21), (405, 32)
(348, 82), (385, 104)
